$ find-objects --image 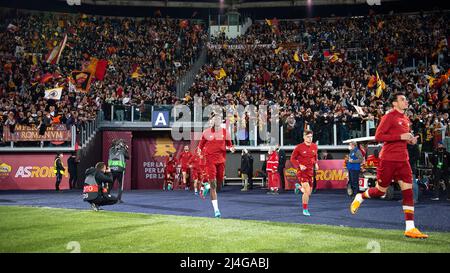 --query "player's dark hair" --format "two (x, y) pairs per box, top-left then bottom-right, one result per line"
(389, 92), (406, 105)
(304, 130), (313, 136)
